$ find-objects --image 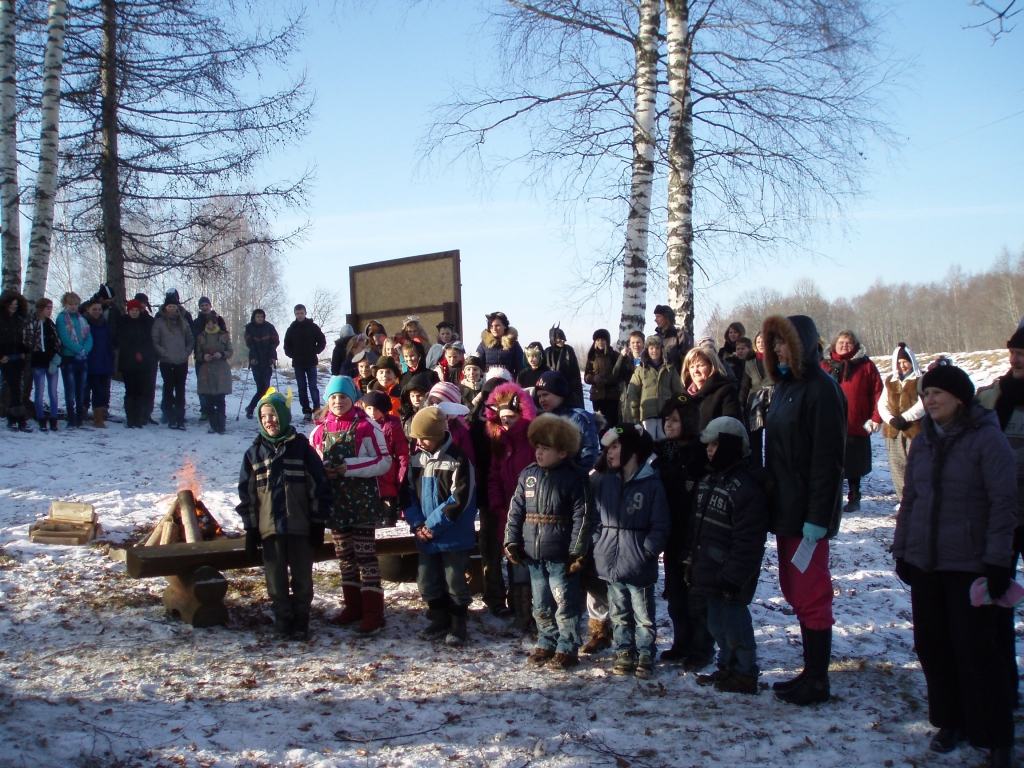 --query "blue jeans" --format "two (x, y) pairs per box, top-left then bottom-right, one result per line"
(528, 560), (581, 655)
(706, 597), (758, 677)
(61, 357), (88, 426)
(417, 549), (472, 607)
(608, 581), (657, 661)
(294, 365), (320, 413)
(32, 367), (59, 420)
